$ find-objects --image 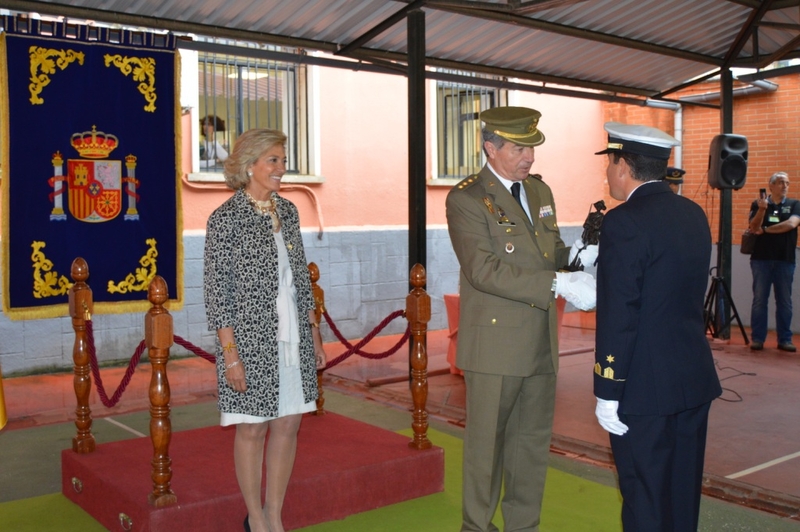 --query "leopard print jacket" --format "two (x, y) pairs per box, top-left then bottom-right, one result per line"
(204, 189), (318, 417)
